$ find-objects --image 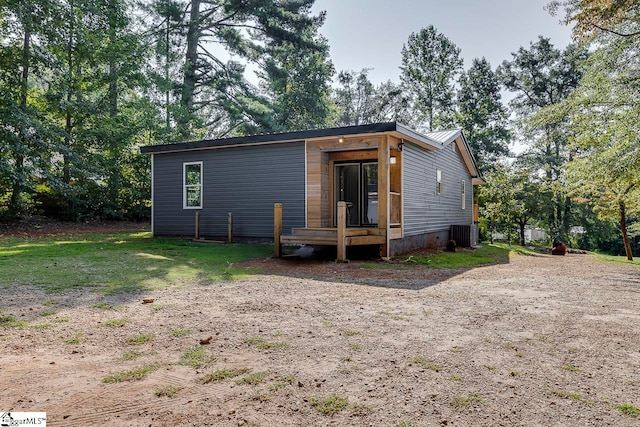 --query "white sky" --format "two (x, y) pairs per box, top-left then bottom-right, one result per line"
(310, 0), (574, 85)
